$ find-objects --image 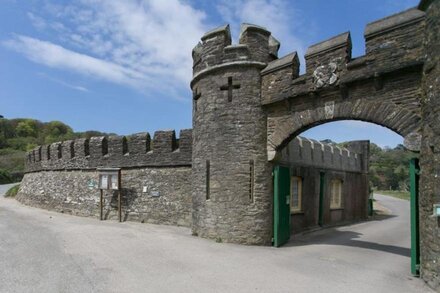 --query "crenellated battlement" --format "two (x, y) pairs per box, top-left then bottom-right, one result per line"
(261, 7), (425, 105)
(279, 137), (368, 173)
(191, 23), (279, 85)
(24, 129), (192, 172)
